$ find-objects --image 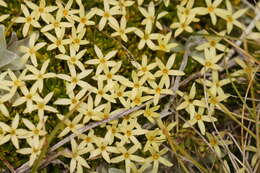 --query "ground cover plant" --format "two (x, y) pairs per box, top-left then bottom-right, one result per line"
(0, 0), (260, 172)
